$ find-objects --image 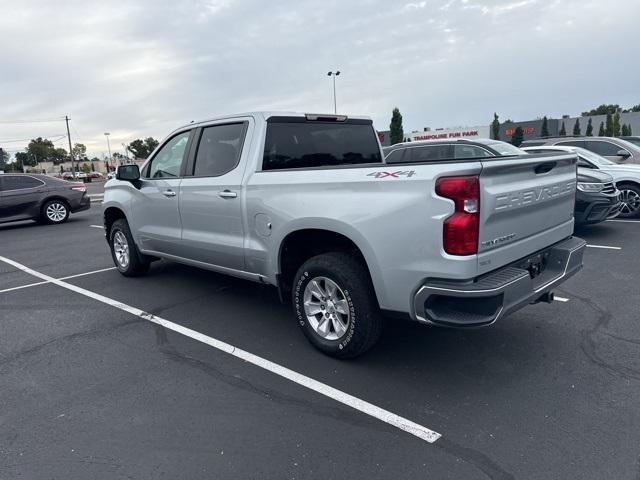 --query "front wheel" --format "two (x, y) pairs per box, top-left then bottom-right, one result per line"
(292, 252), (383, 359)
(109, 219), (150, 276)
(618, 184), (640, 218)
